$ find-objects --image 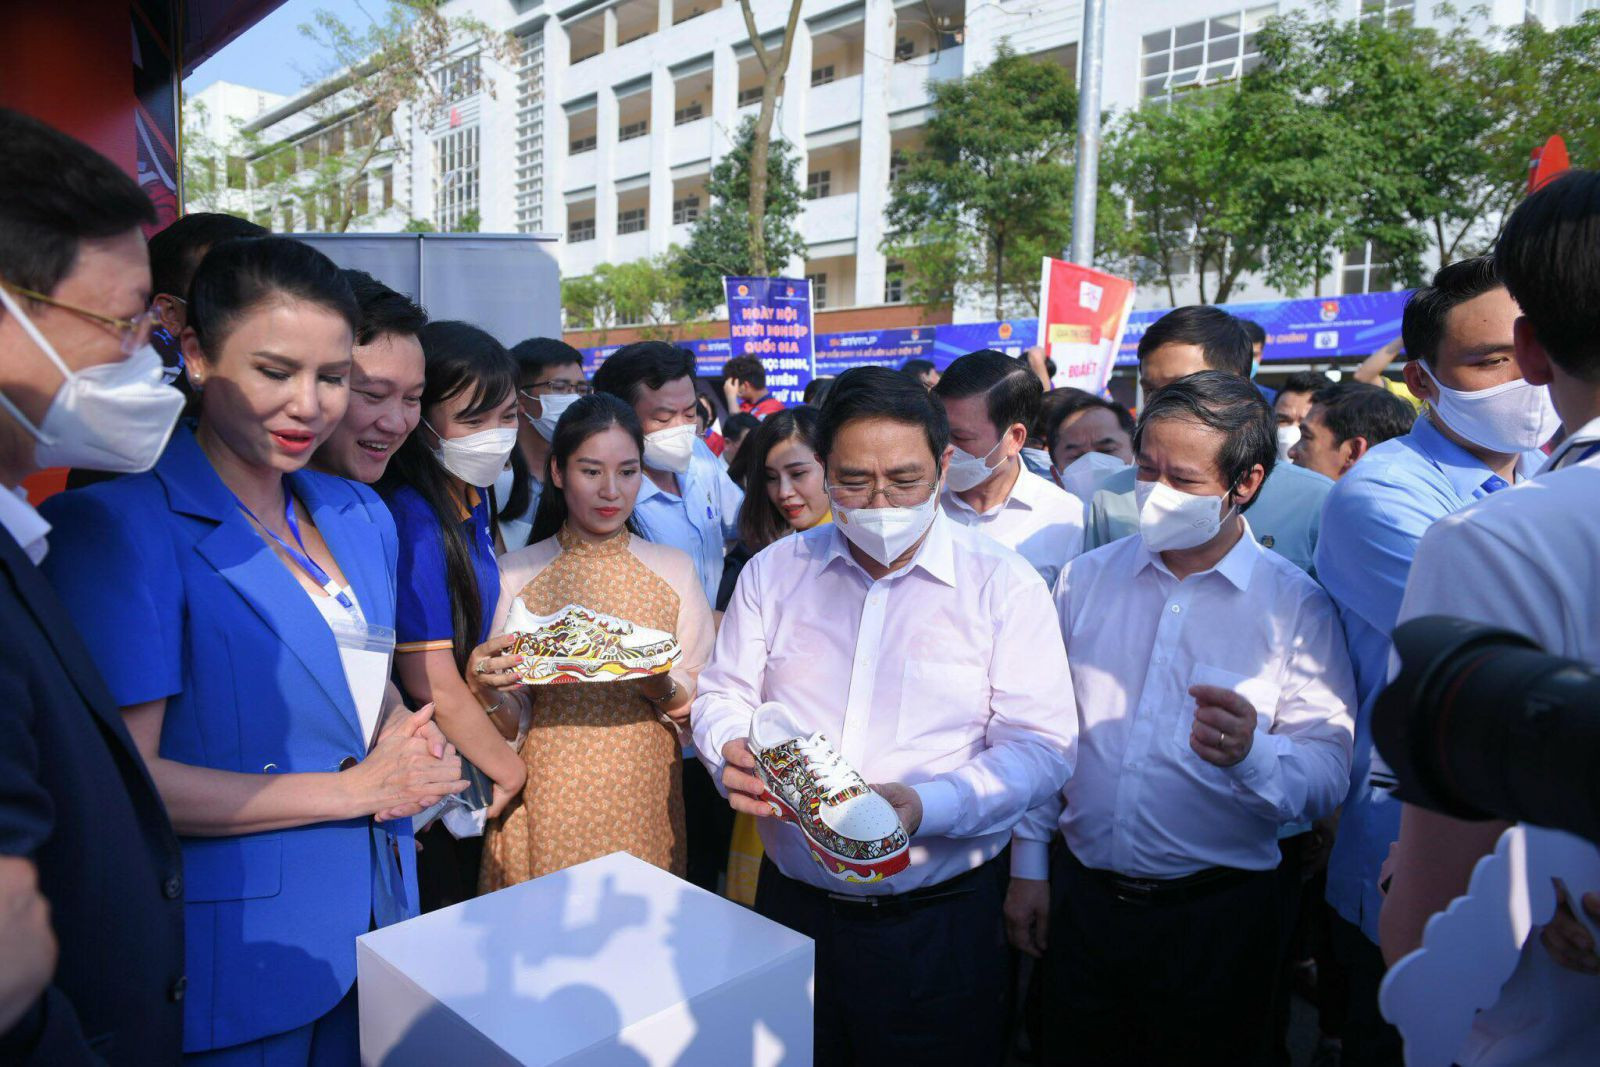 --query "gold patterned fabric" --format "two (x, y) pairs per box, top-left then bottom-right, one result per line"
(480, 526), (687, 891)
